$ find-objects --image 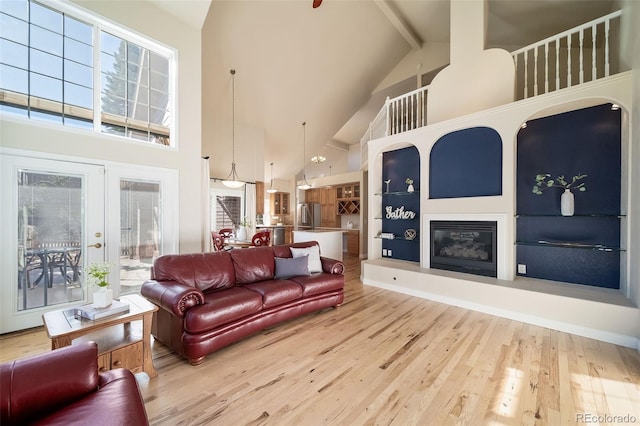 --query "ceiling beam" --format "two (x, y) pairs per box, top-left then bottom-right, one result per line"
(374, 0), (422, 50)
